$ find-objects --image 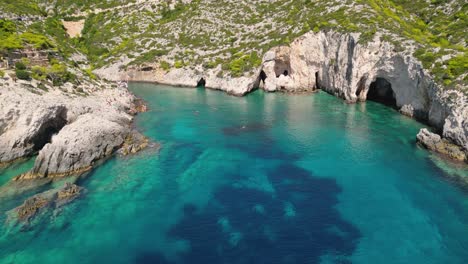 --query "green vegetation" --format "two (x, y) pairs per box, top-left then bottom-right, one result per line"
(174, 60), (184, 69)
(15, 69), (30, 80)
(0, 0), (466, 90)
(15, 61), (27, 70)
(47, 60), (75, 86)
(228, 52), (262, 77)
(160, 60), (170, 71)
(0, 70), (5, 78)
(85, 67), (97, 80)
(31, 65), (47, 80)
